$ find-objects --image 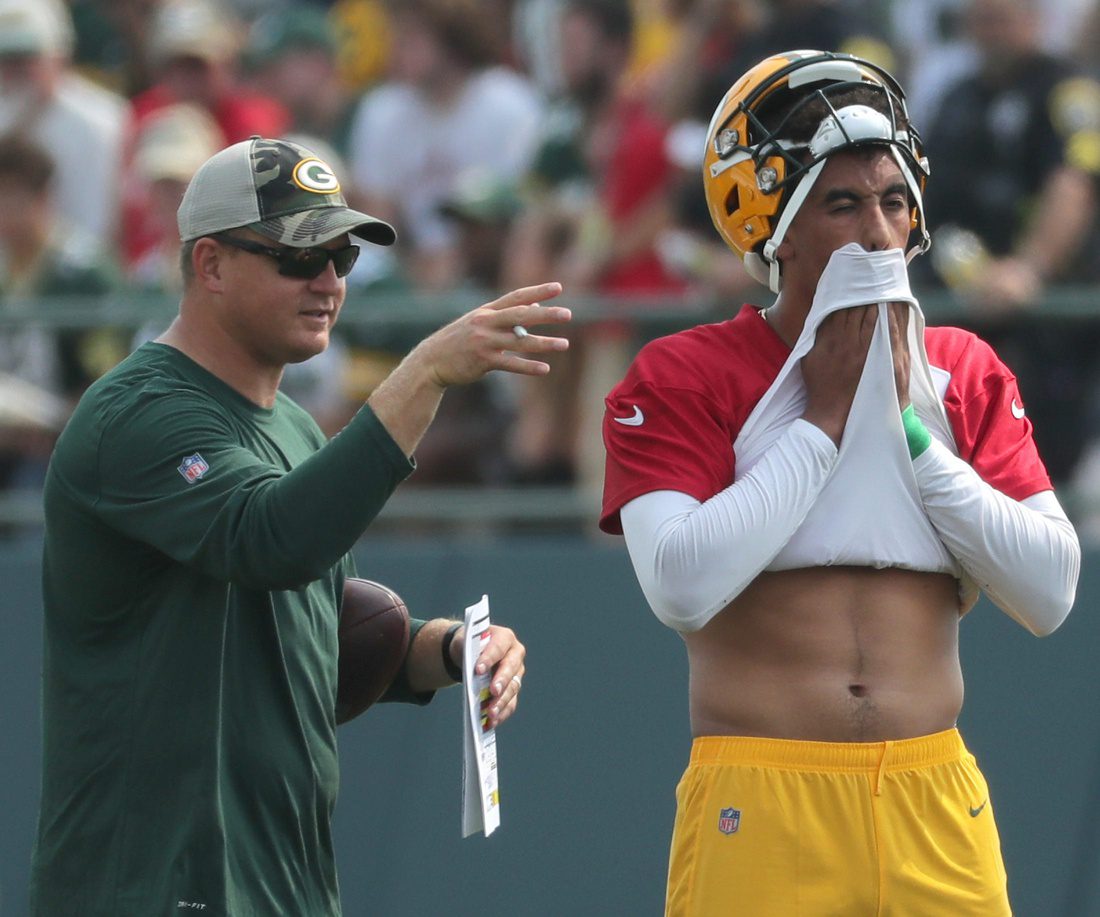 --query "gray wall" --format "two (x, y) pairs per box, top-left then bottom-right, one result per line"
(2, 534), (1098, 916)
